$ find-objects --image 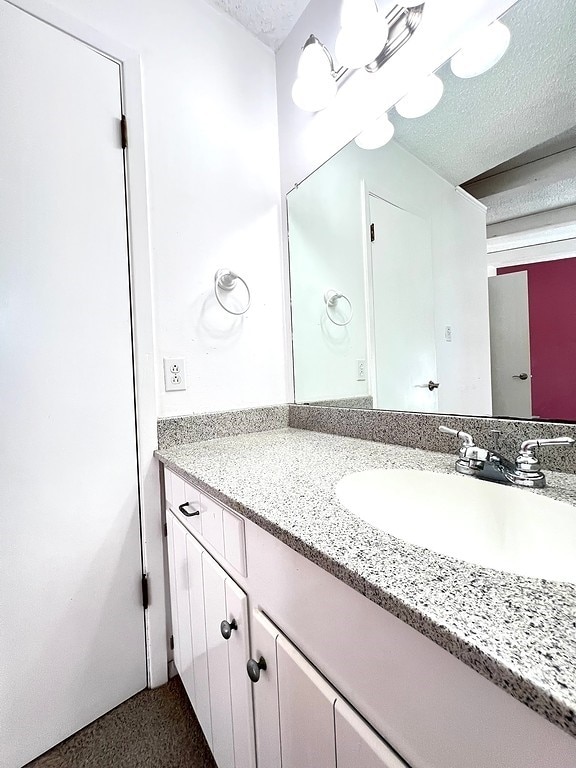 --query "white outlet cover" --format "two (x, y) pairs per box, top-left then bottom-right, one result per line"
(163, 358), (186, 391)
